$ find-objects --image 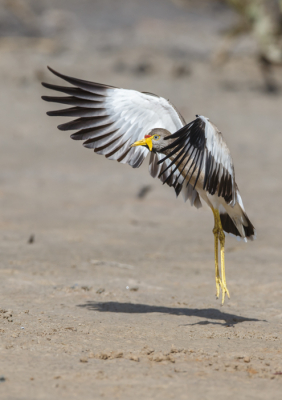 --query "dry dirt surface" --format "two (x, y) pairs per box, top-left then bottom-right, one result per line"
(0, 1), (282, 399)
